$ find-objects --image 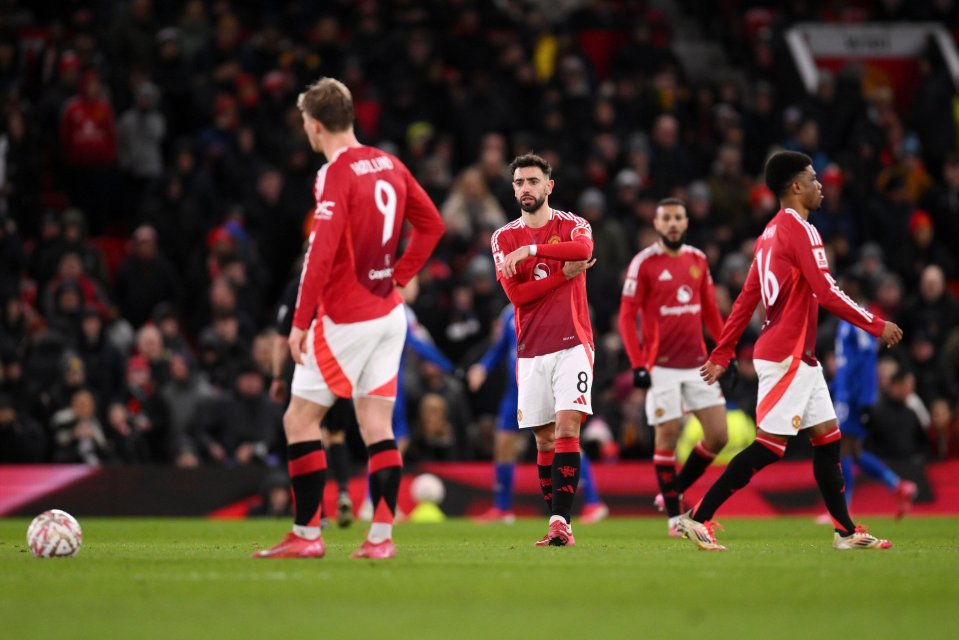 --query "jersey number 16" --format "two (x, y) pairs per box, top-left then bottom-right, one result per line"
(756, 247), (780, 309)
